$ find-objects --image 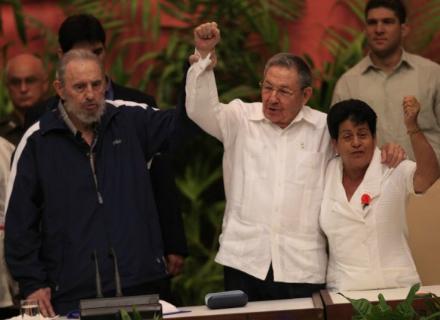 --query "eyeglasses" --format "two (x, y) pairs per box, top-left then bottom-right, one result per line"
(7, 76), (41, 87)
(259, 81), (295, 98)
